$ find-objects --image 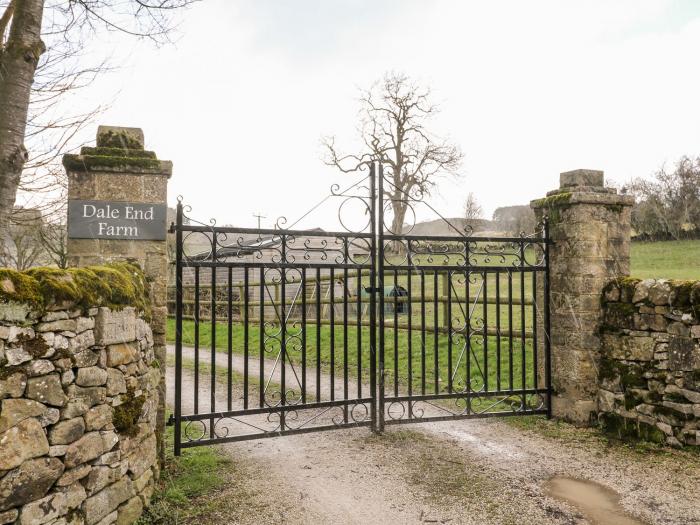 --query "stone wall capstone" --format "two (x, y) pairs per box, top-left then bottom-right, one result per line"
(598, 278), (700, 447)
(0, 264), (159, 524)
